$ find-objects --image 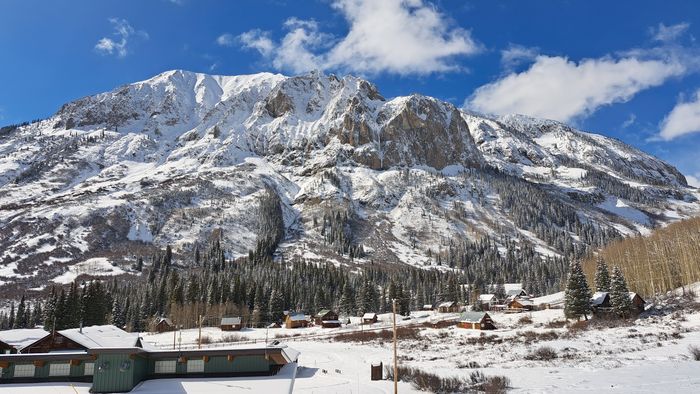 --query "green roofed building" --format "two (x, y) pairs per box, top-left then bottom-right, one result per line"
(0, 325), (299, 393)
